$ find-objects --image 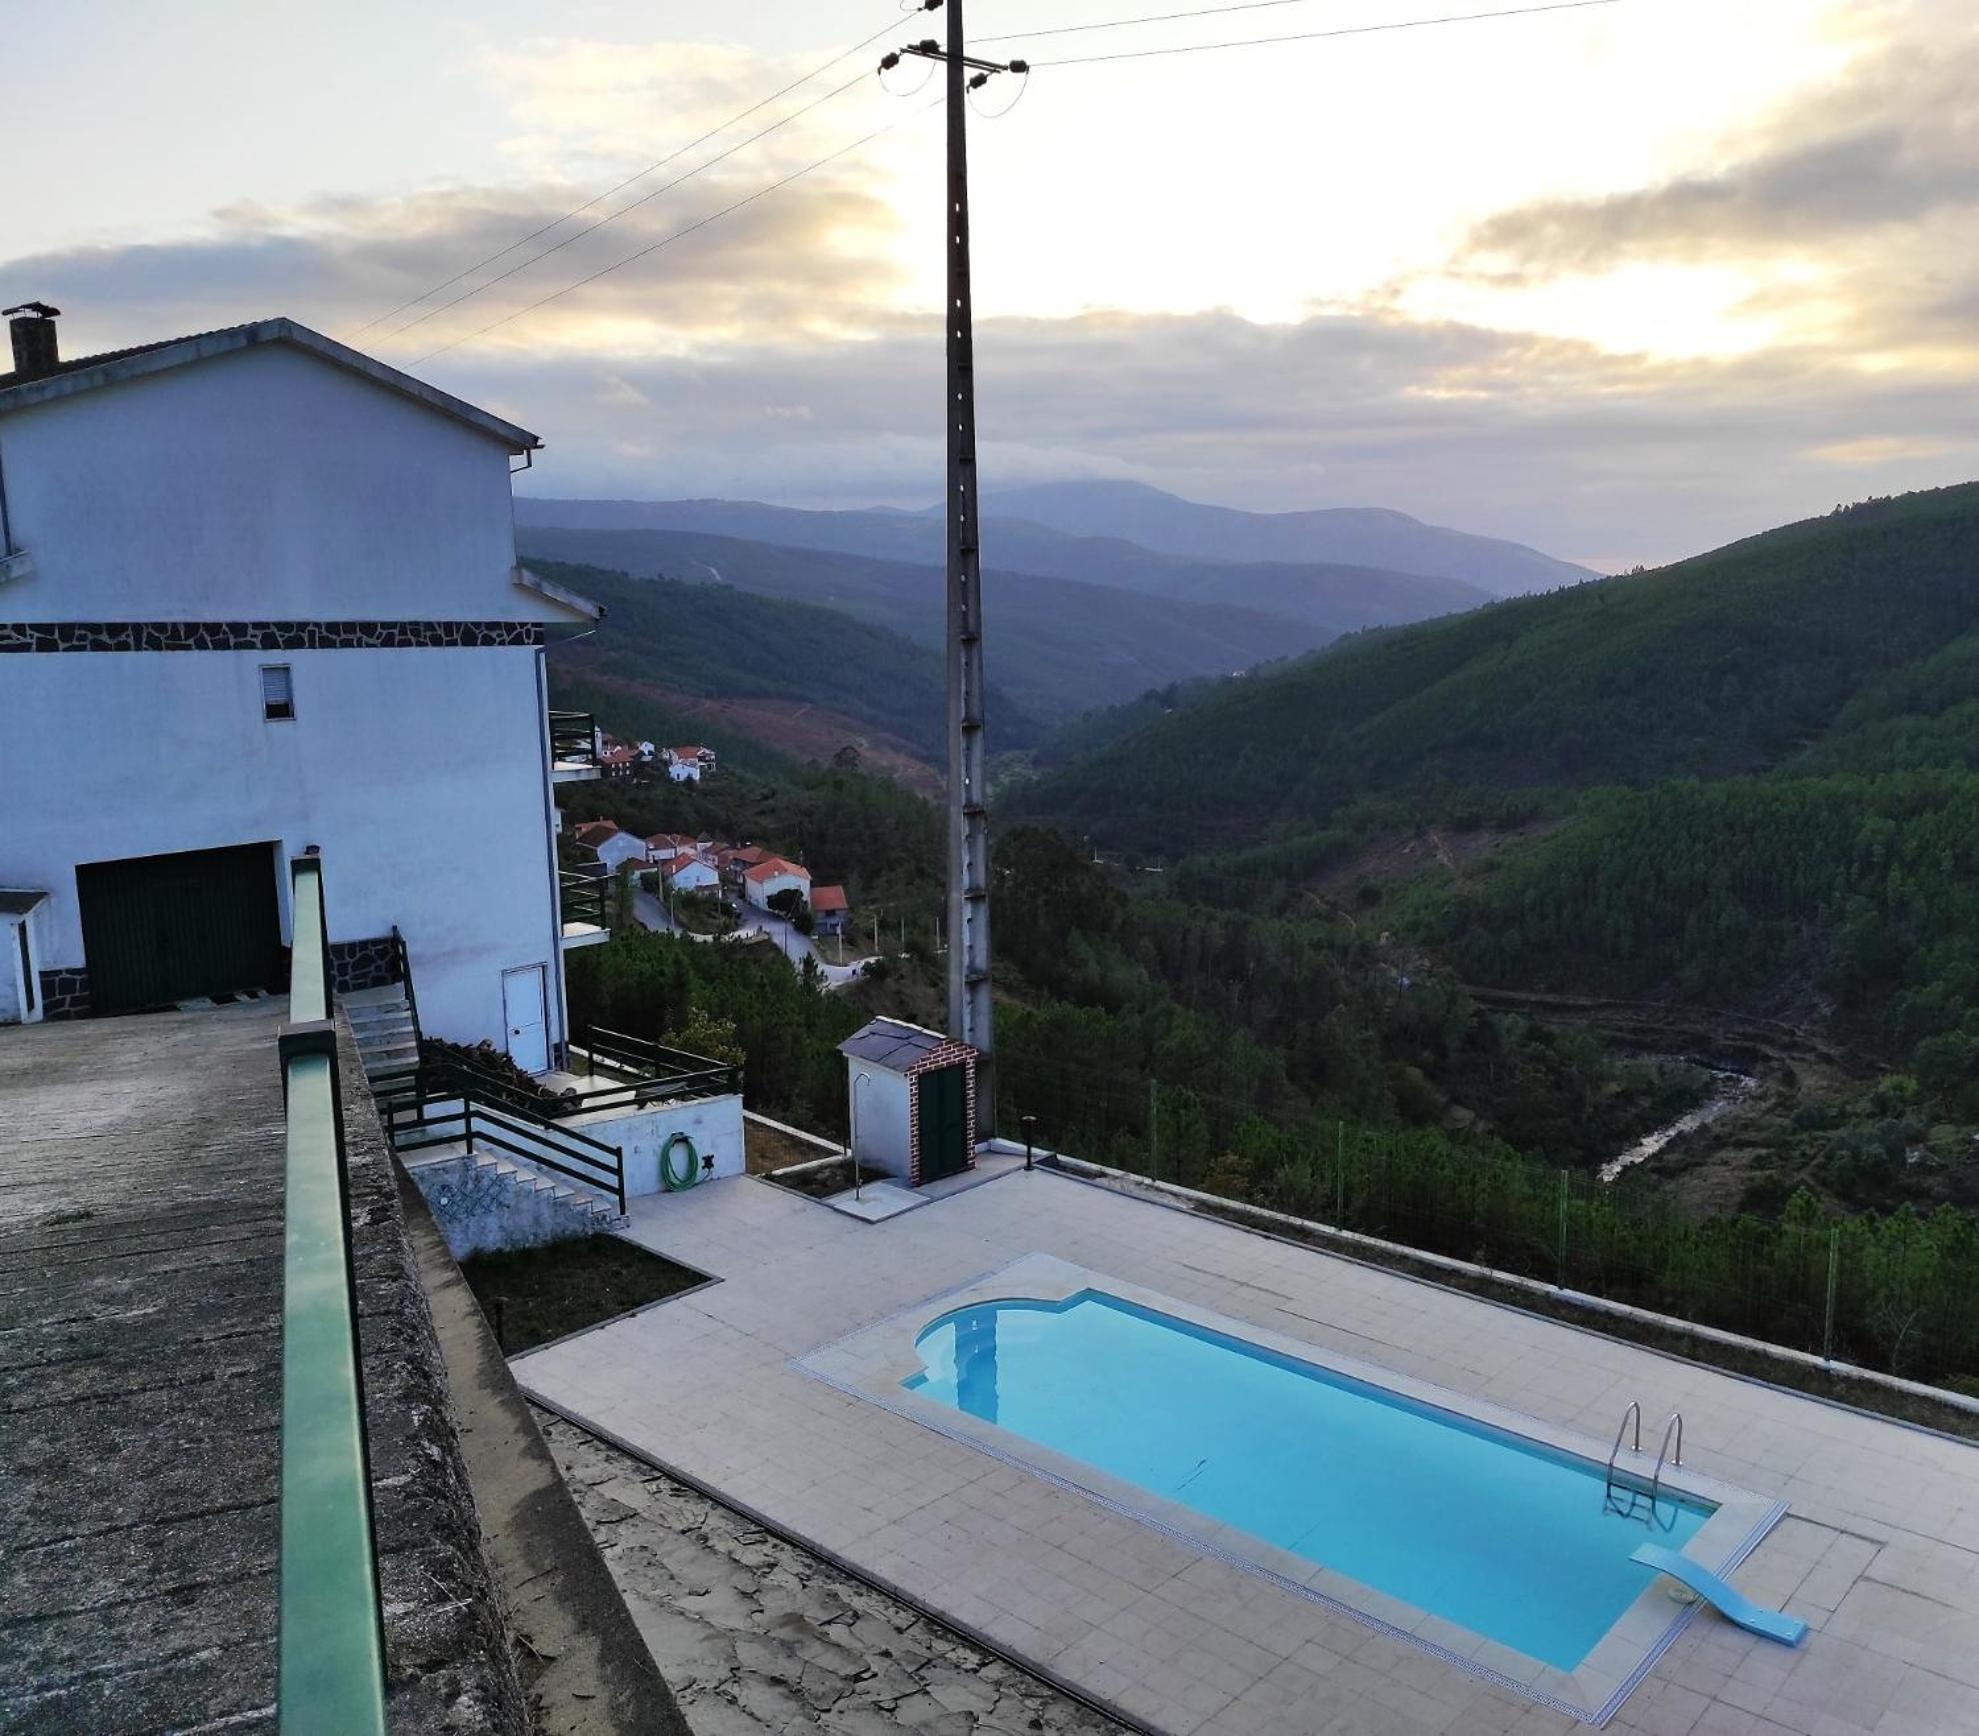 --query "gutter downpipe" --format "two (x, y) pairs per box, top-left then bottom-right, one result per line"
(535, 642), (573, 1069)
